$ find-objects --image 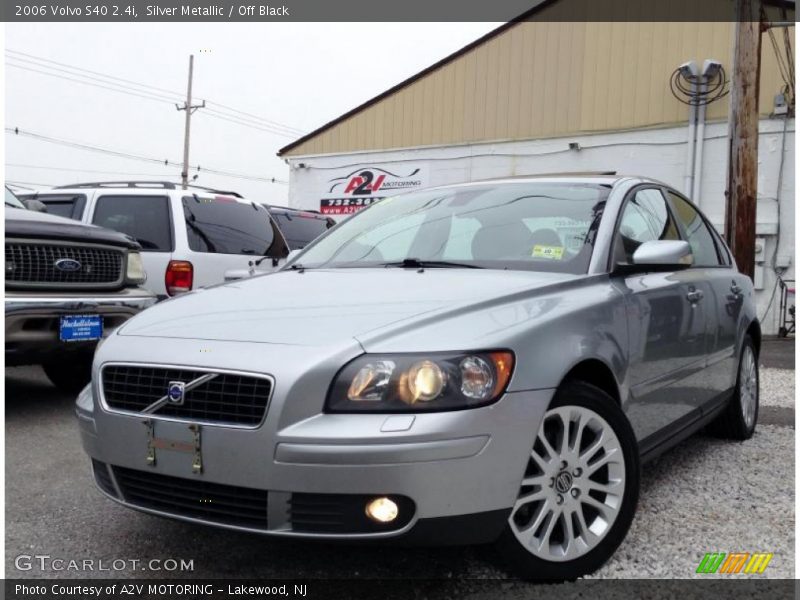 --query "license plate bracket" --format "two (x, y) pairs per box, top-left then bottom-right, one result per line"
(143, 419), (203, 474)
(59, 314), (103, 342)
